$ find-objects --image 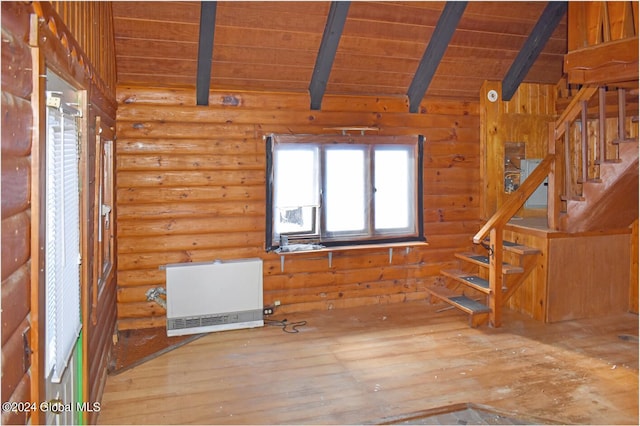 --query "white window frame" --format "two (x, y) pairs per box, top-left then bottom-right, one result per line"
(44, 79), (82, 383)
(266, 134), (424, 251)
